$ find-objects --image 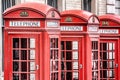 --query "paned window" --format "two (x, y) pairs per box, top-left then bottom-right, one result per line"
(47, 0), (58, 9)
(61, 41), (79, 80)
(100, 42), (115, 80)
(115, 0), (120, 15)
(2, 0), (16, 12)
(12, 38), (36, 80)
(92, 41), (99, 80)
(82, 0), (92, 12)
(50, 38), (59, 80)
